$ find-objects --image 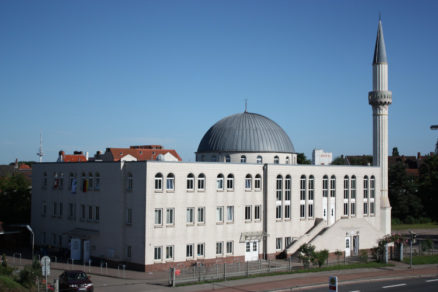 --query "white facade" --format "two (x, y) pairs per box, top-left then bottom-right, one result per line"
(312, 149), (333, 165)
